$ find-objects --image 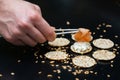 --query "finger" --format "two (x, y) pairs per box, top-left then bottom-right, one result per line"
(18, 33), (37, 47)
(2, 32), (25, 46)
(33, 4), (41, 12)
(32, 17), (56, 41)
(51, 26), (56, 31)
(21, 23), (47, 43)
(11, 39), (25, 46)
